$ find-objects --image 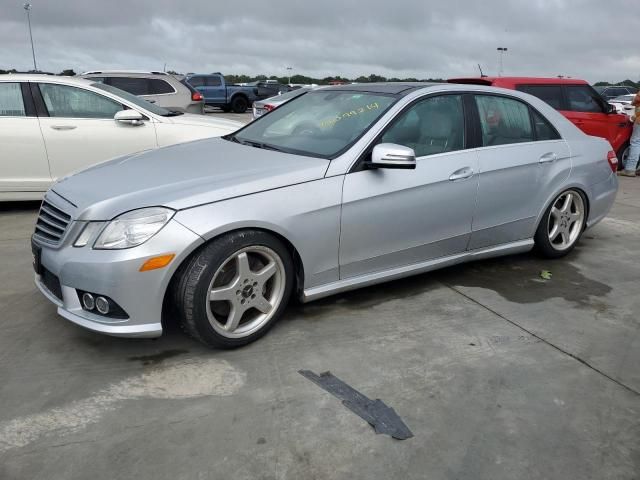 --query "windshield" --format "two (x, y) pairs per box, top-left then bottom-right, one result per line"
(92, 83), (174, 116)
(233, 90), (397, 158)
